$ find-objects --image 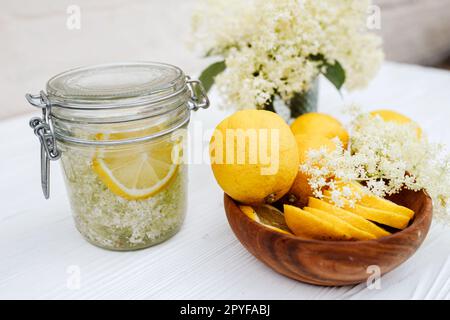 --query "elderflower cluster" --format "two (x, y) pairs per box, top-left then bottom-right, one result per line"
(192, 0), (384, 109)
(300, 111), (450, 224)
